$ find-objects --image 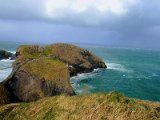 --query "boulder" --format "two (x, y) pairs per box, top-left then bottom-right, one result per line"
(0, 50), (15, 60)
